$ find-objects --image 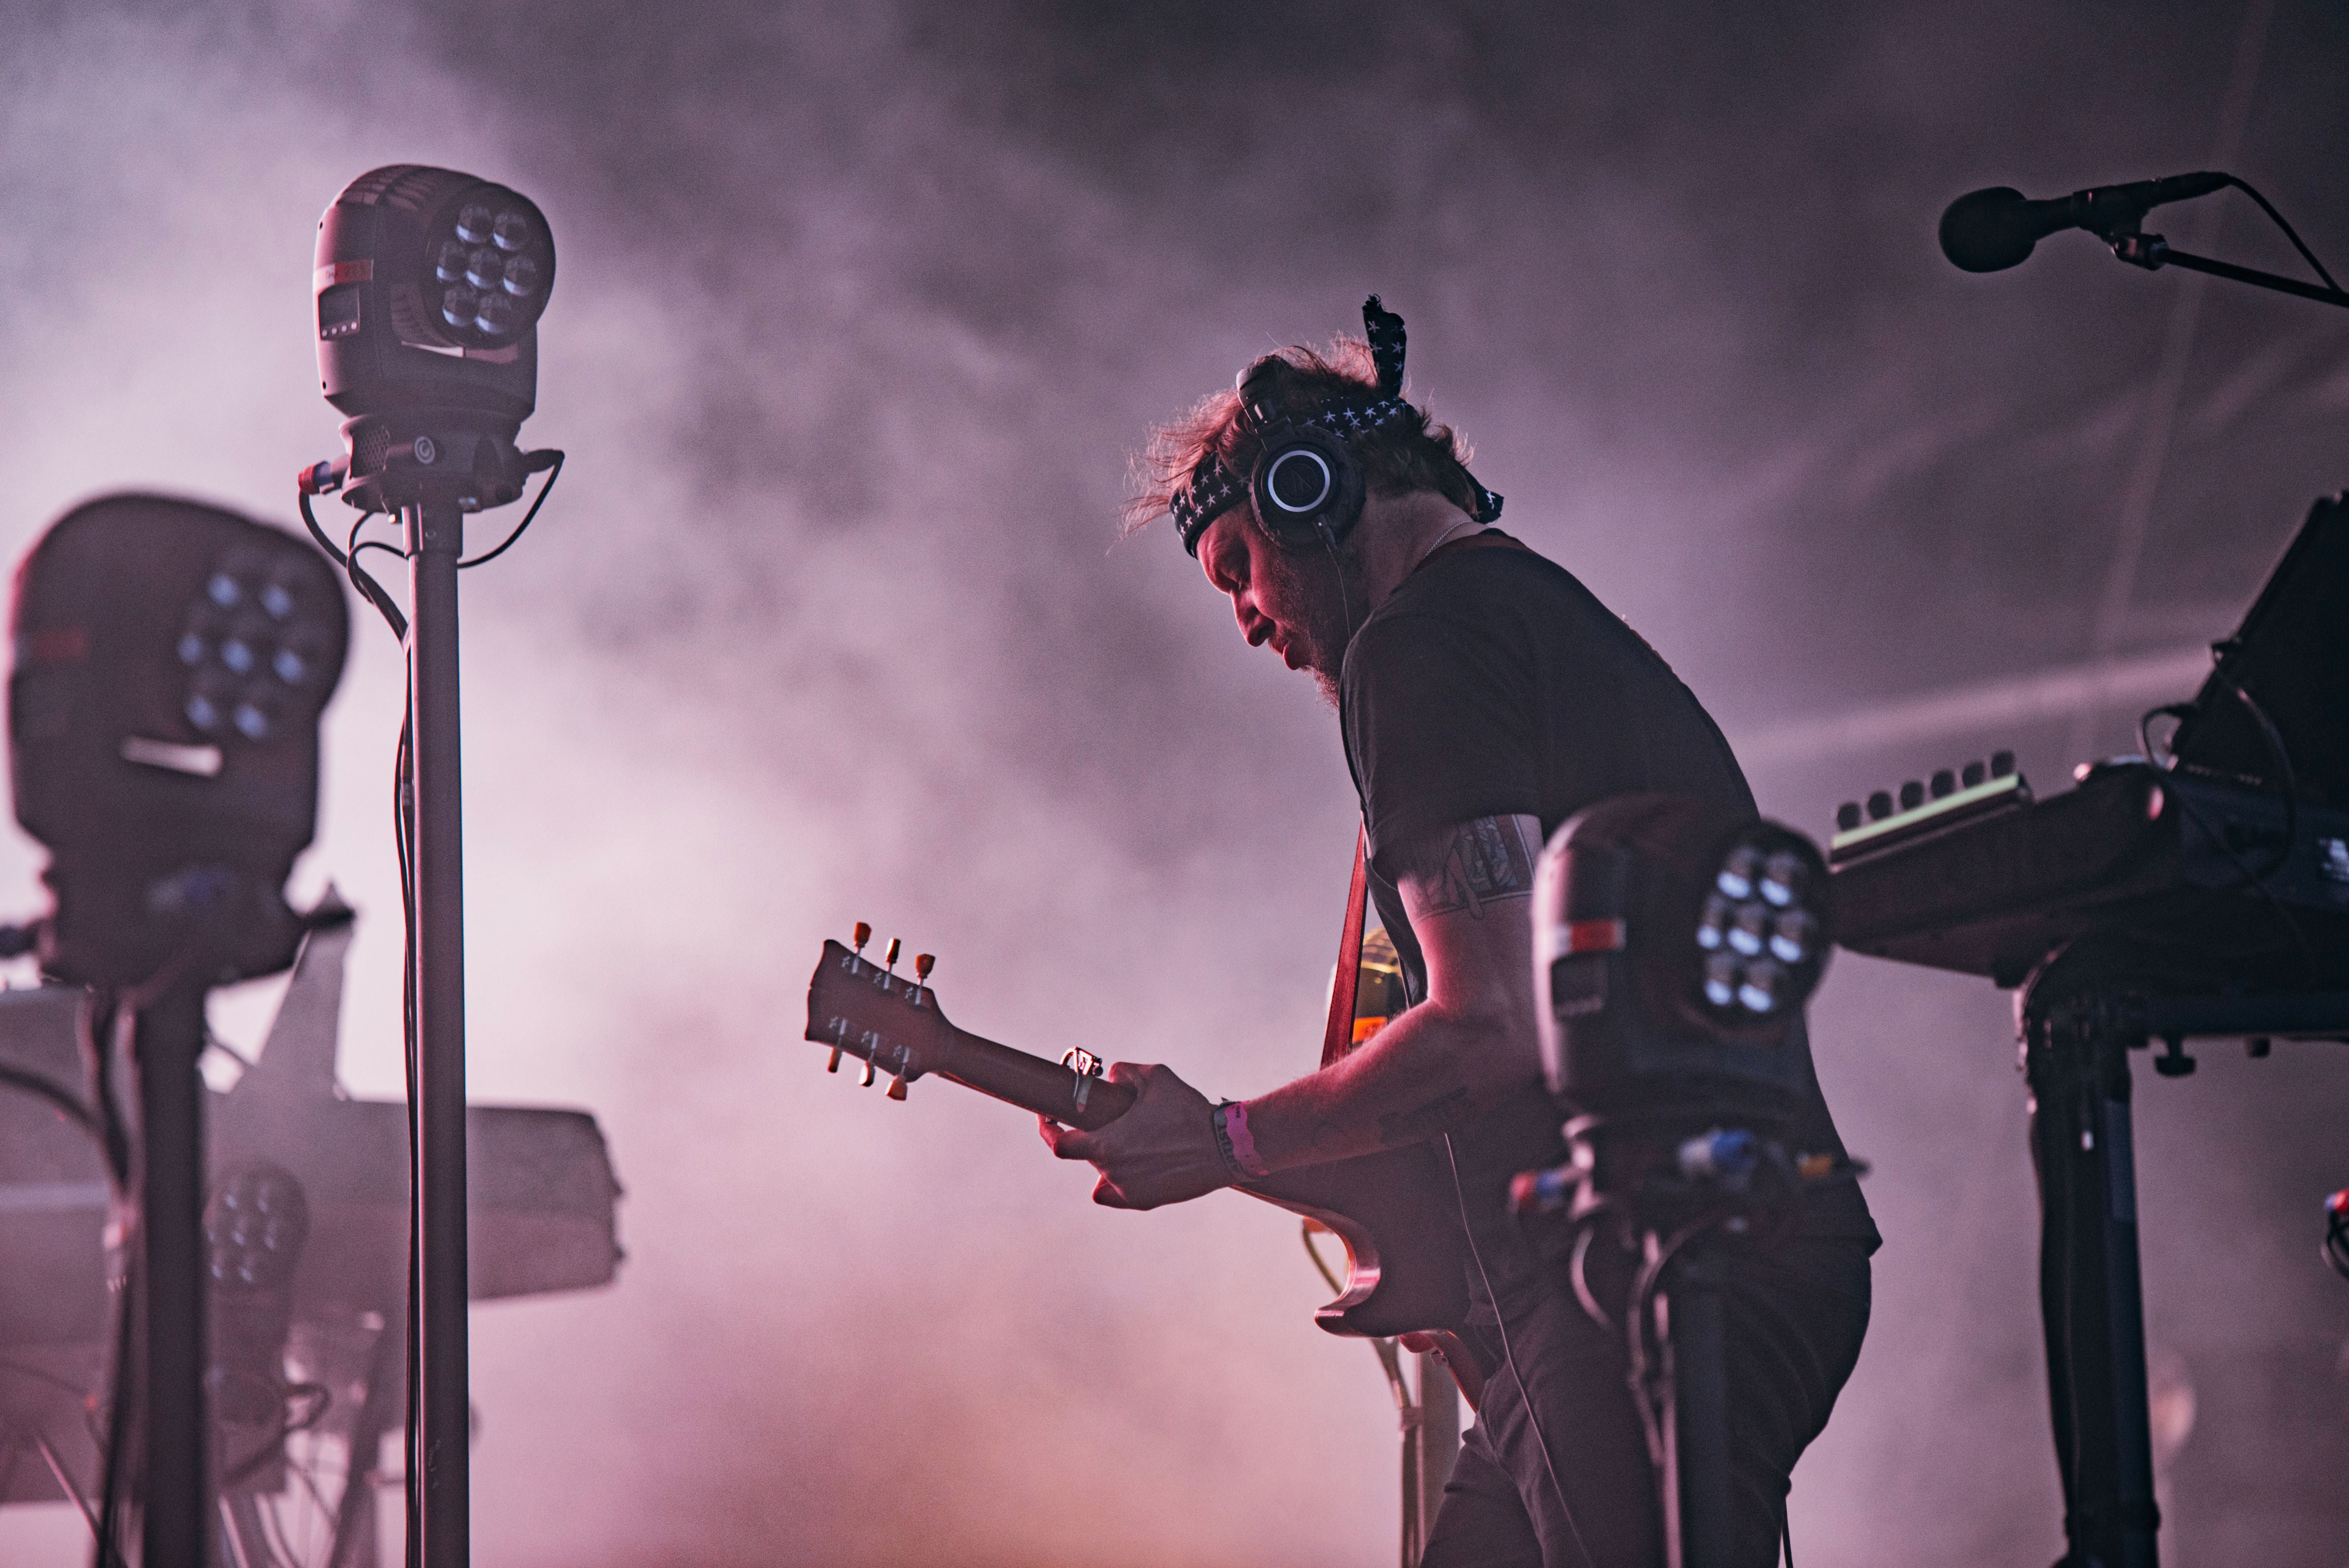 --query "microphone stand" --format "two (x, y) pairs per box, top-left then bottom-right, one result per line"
(2108, 231), (2349, 311)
